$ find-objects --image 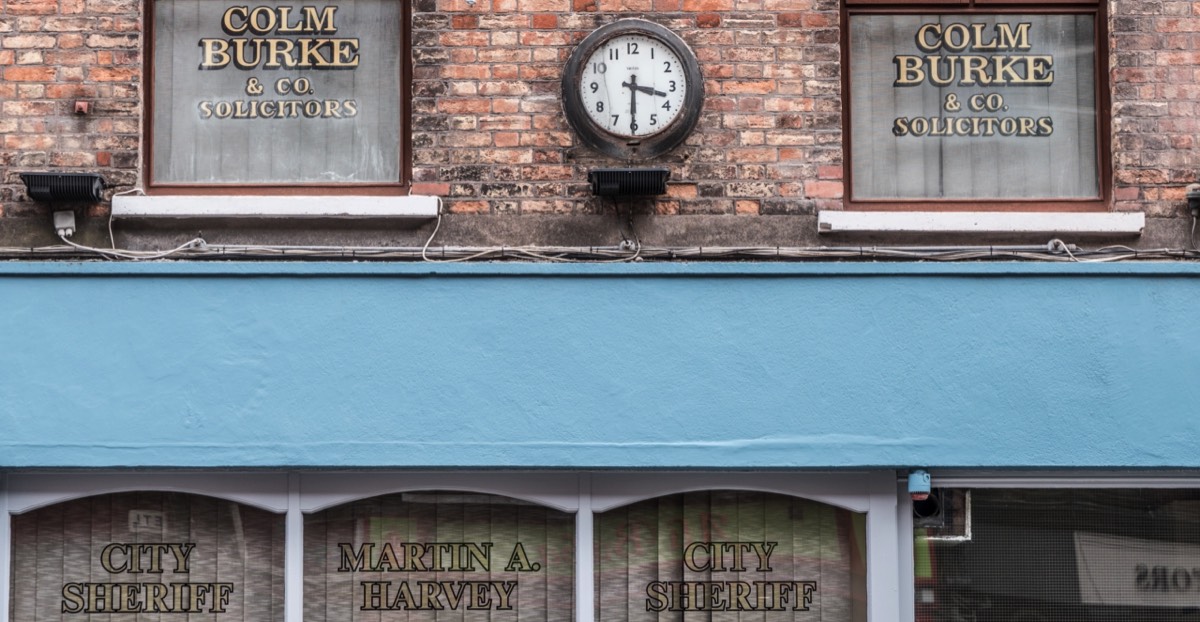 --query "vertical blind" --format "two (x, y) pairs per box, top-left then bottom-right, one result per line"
(9, 492), (285, 622)
(304, 492), (575, 622)
(595, 491), (866, 622)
